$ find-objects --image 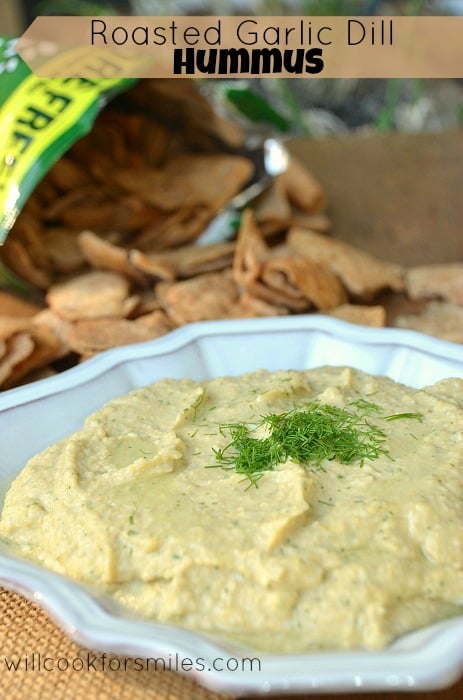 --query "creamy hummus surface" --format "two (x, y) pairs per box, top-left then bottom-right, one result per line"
(1, 366), (463, 652)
